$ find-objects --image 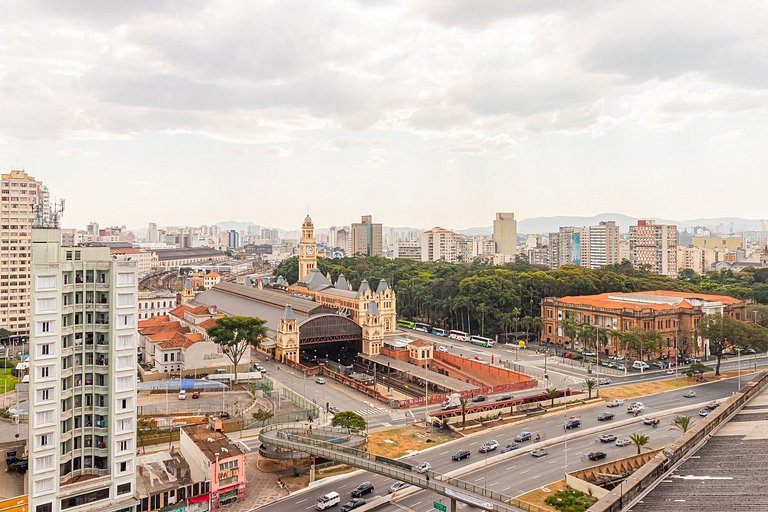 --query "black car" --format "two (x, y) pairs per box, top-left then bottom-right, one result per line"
(565, 419), (581, 429)
(451, 449), (471, 461)
(496, 394), (514, 401)
(588, 452), (607, 461)
(598, 412), (614, 421)
(351, 482), (374, 498)
(706, 402), (720, 411)
(341, 498), (367, 512)
(471, 395), (487, 403)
